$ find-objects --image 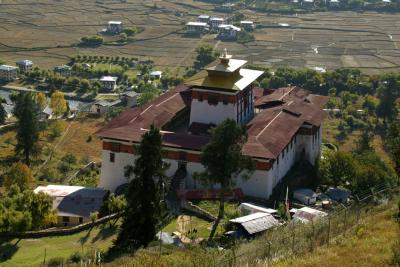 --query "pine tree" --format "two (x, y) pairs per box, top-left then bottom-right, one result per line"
(14, 93), (40, 165)
(114, 125), (167, 251)
(195, 119), (254, 241)
(0, 103), (6, 125)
